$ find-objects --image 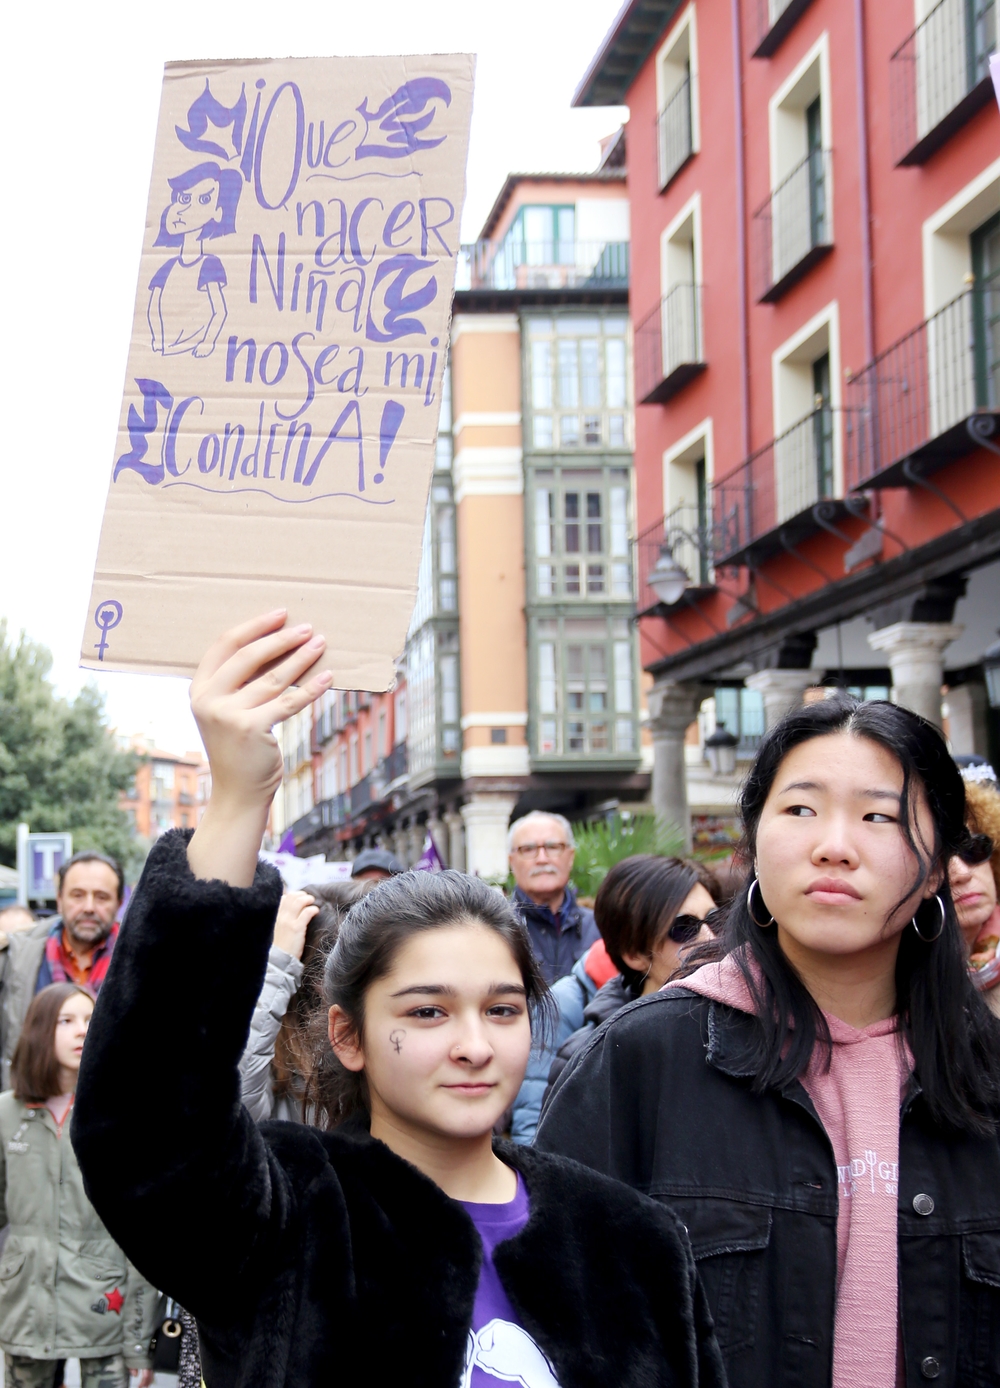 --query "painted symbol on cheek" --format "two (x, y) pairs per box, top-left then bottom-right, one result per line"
(389, 1029), (405, 1054)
